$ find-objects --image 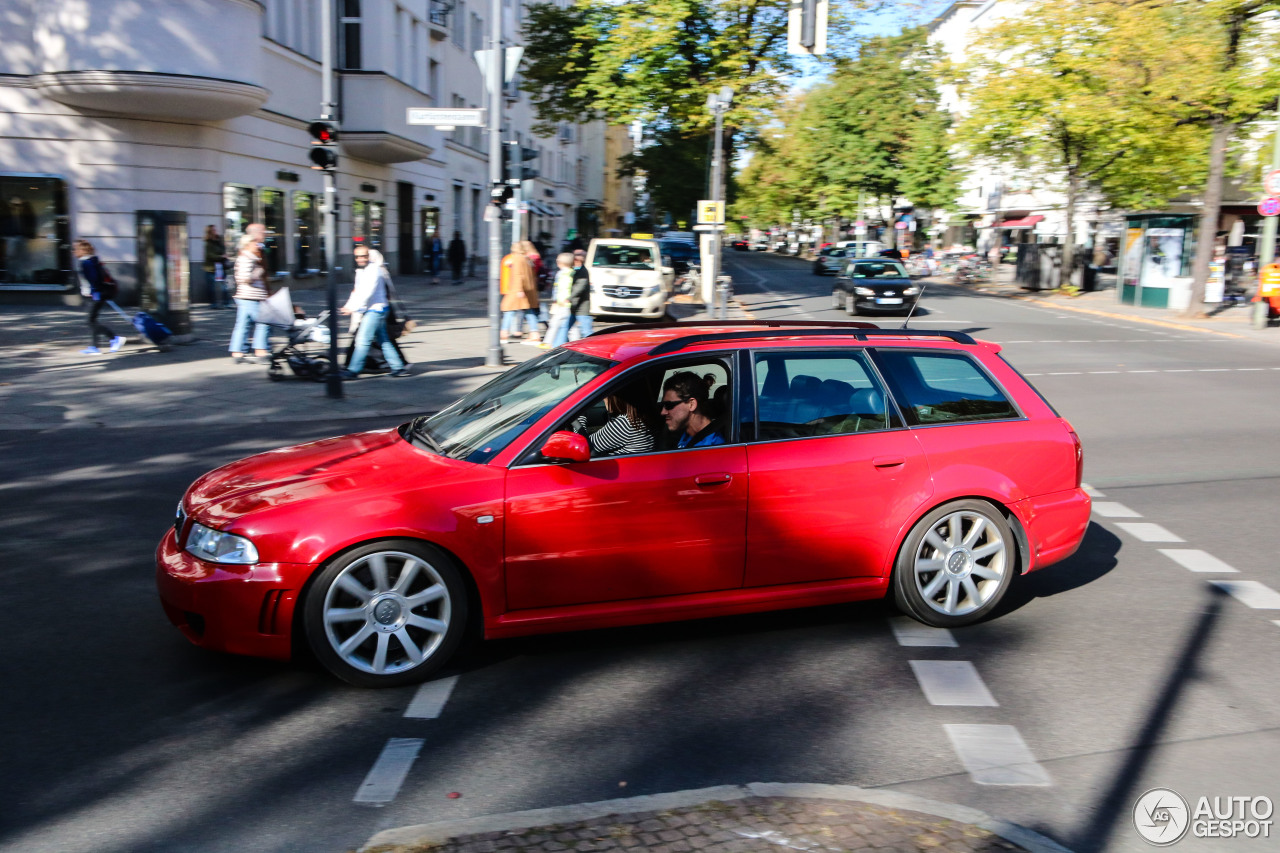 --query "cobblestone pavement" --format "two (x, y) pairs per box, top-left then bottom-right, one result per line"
(361, 795), (1044, 853)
